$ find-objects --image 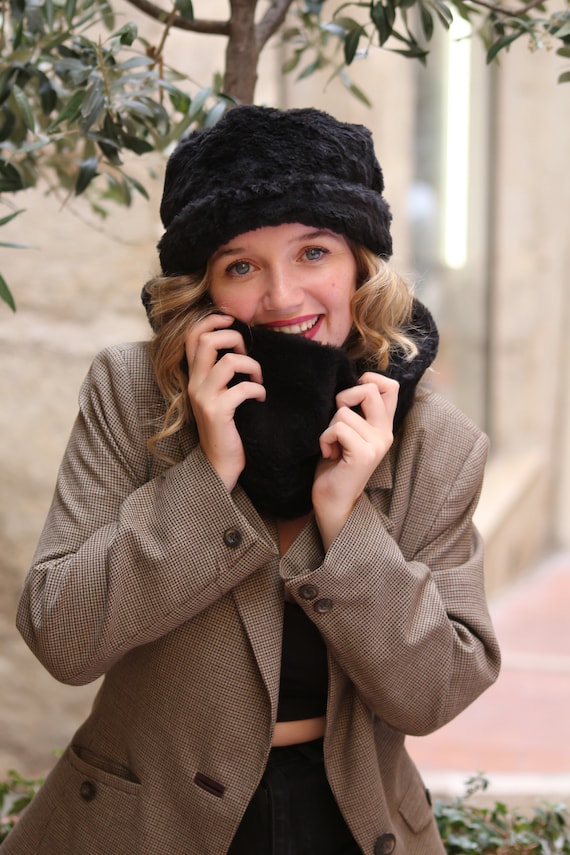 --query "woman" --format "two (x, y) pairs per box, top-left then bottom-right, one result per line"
(4, 106), (500, 855)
